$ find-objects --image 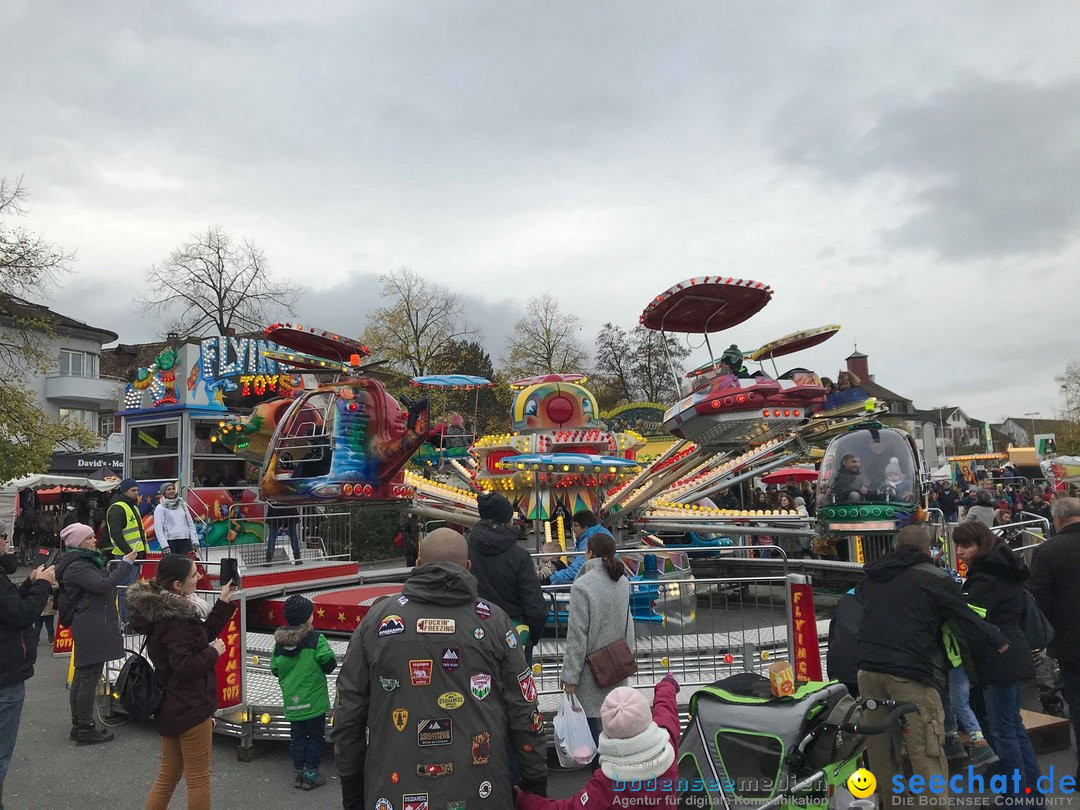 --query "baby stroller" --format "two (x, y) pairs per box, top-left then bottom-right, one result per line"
(677, 673), (914, 809)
